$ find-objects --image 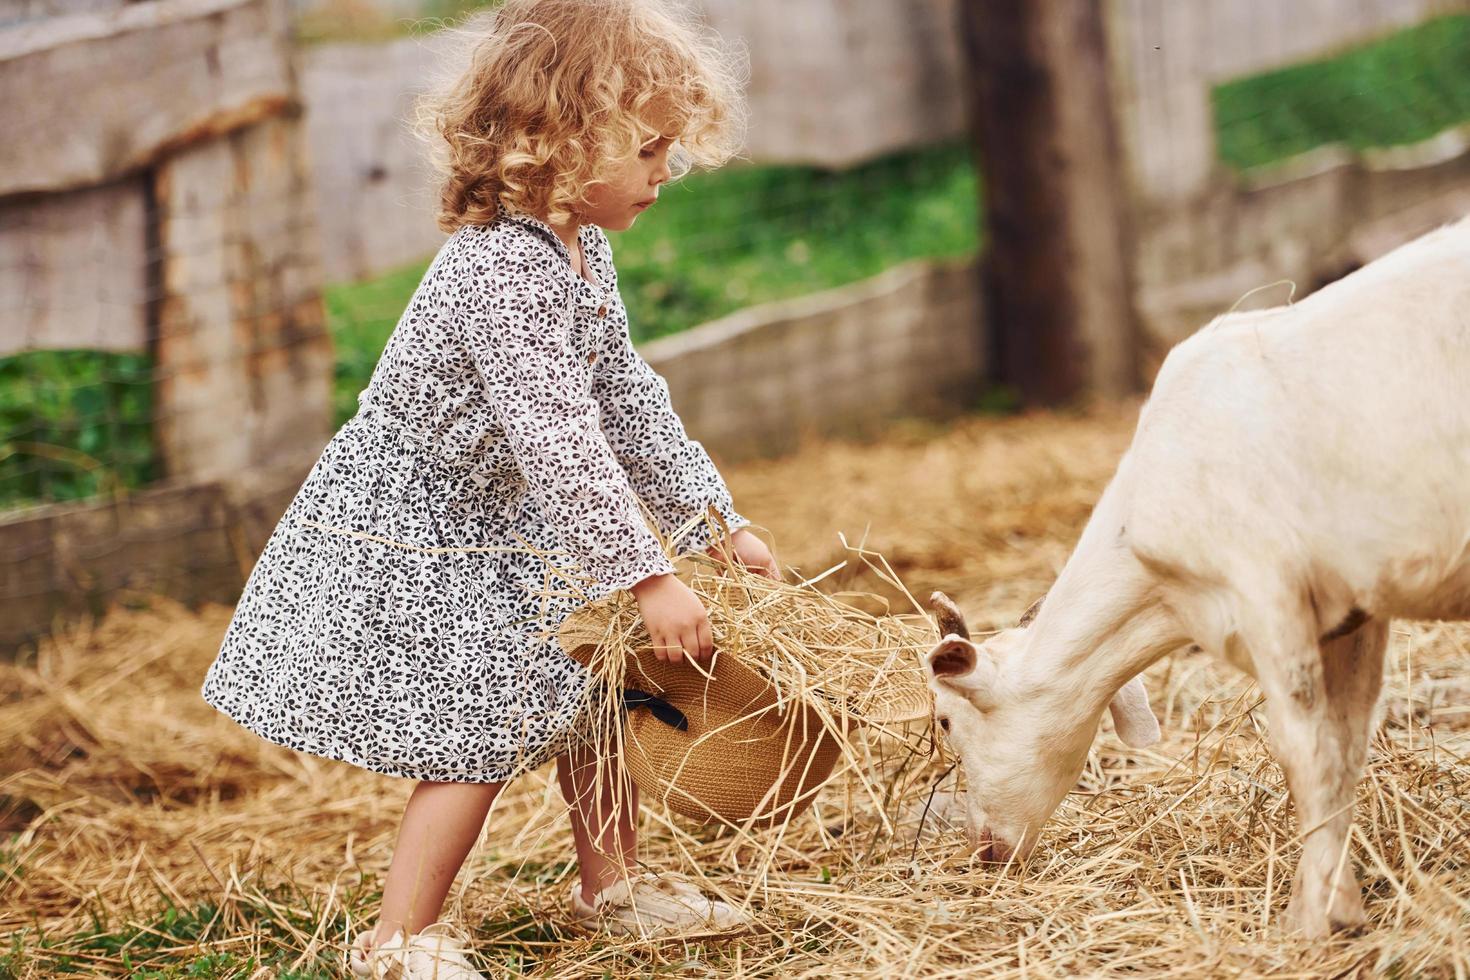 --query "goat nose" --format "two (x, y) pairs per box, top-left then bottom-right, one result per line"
(972, 828), (1013, 864)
